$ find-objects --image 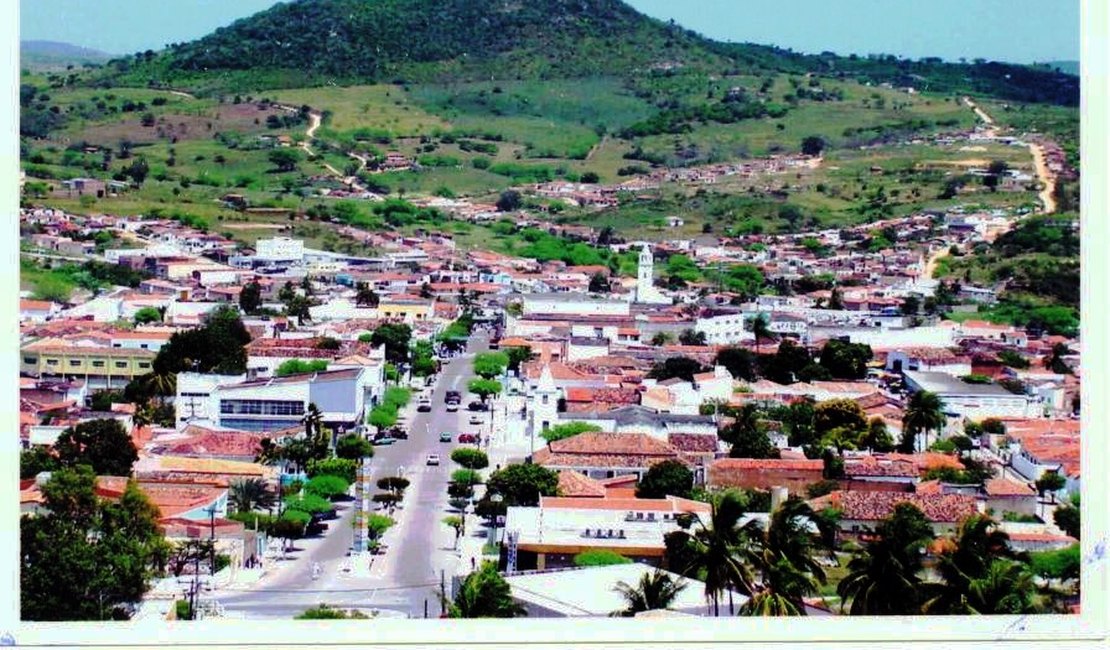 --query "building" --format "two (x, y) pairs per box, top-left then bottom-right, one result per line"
(707, 458), (825, 493)
(503, 493), (718, 570)
(903, 370), (1040, 419)
(807, 490), (982, 537)
(255, 237), (305, 264)
(523, 294), (631, 317)
(531, 432), (692, 481)
(634, 245), (670, 305)
(175, 368), (376, 433)
(503, 564), (746, 617)
(20, 339), (156, 390)
(564, 405), (718, 441)
(376, 298), (435, 322)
